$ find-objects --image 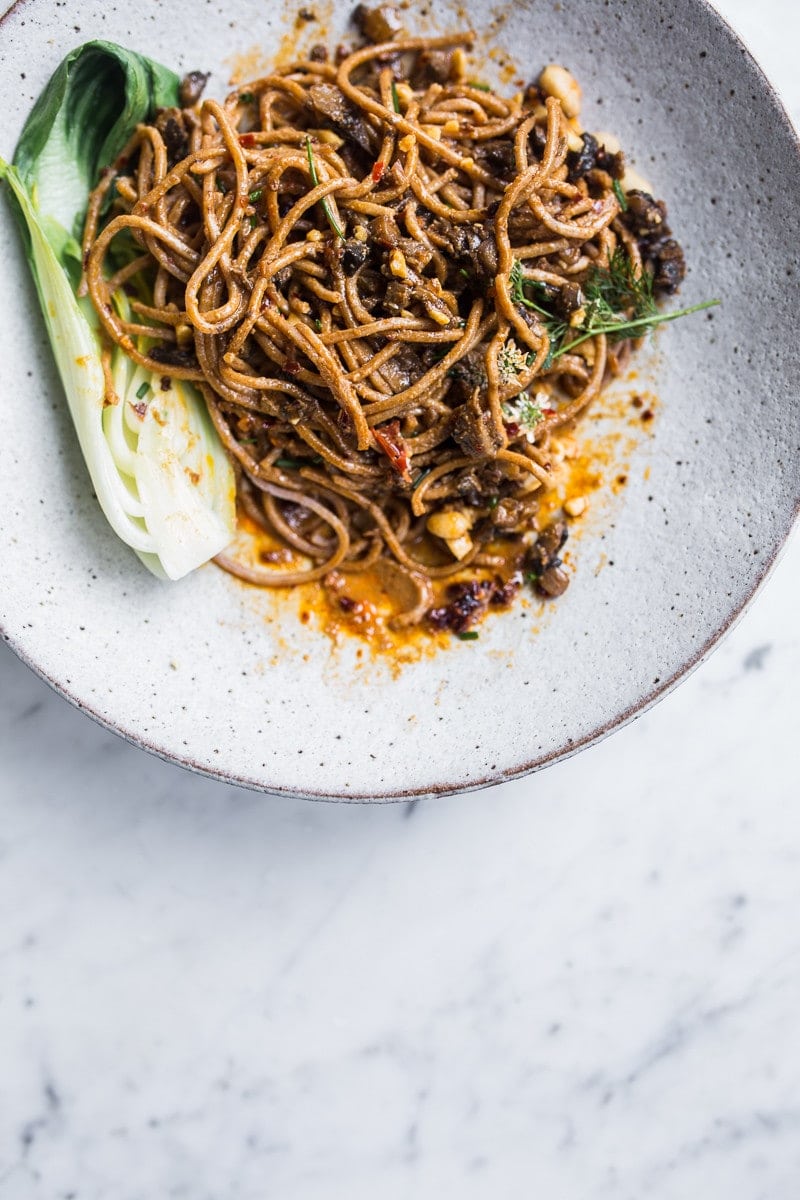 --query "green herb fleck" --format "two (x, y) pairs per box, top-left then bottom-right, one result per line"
(467, 80), (490, 92)
(248, 188), (263, 202)
(457, 631), (480, 641)
(612, 179), (628, 211)
(239, 91), (255, 104)
(275, 456), (305, 469)
(487, 496), (499, 510)
(135, 381), (151, 401)
(391, 81), (401, 113)
(412, 466), (434, 491)
(305, 136), (345, 239)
